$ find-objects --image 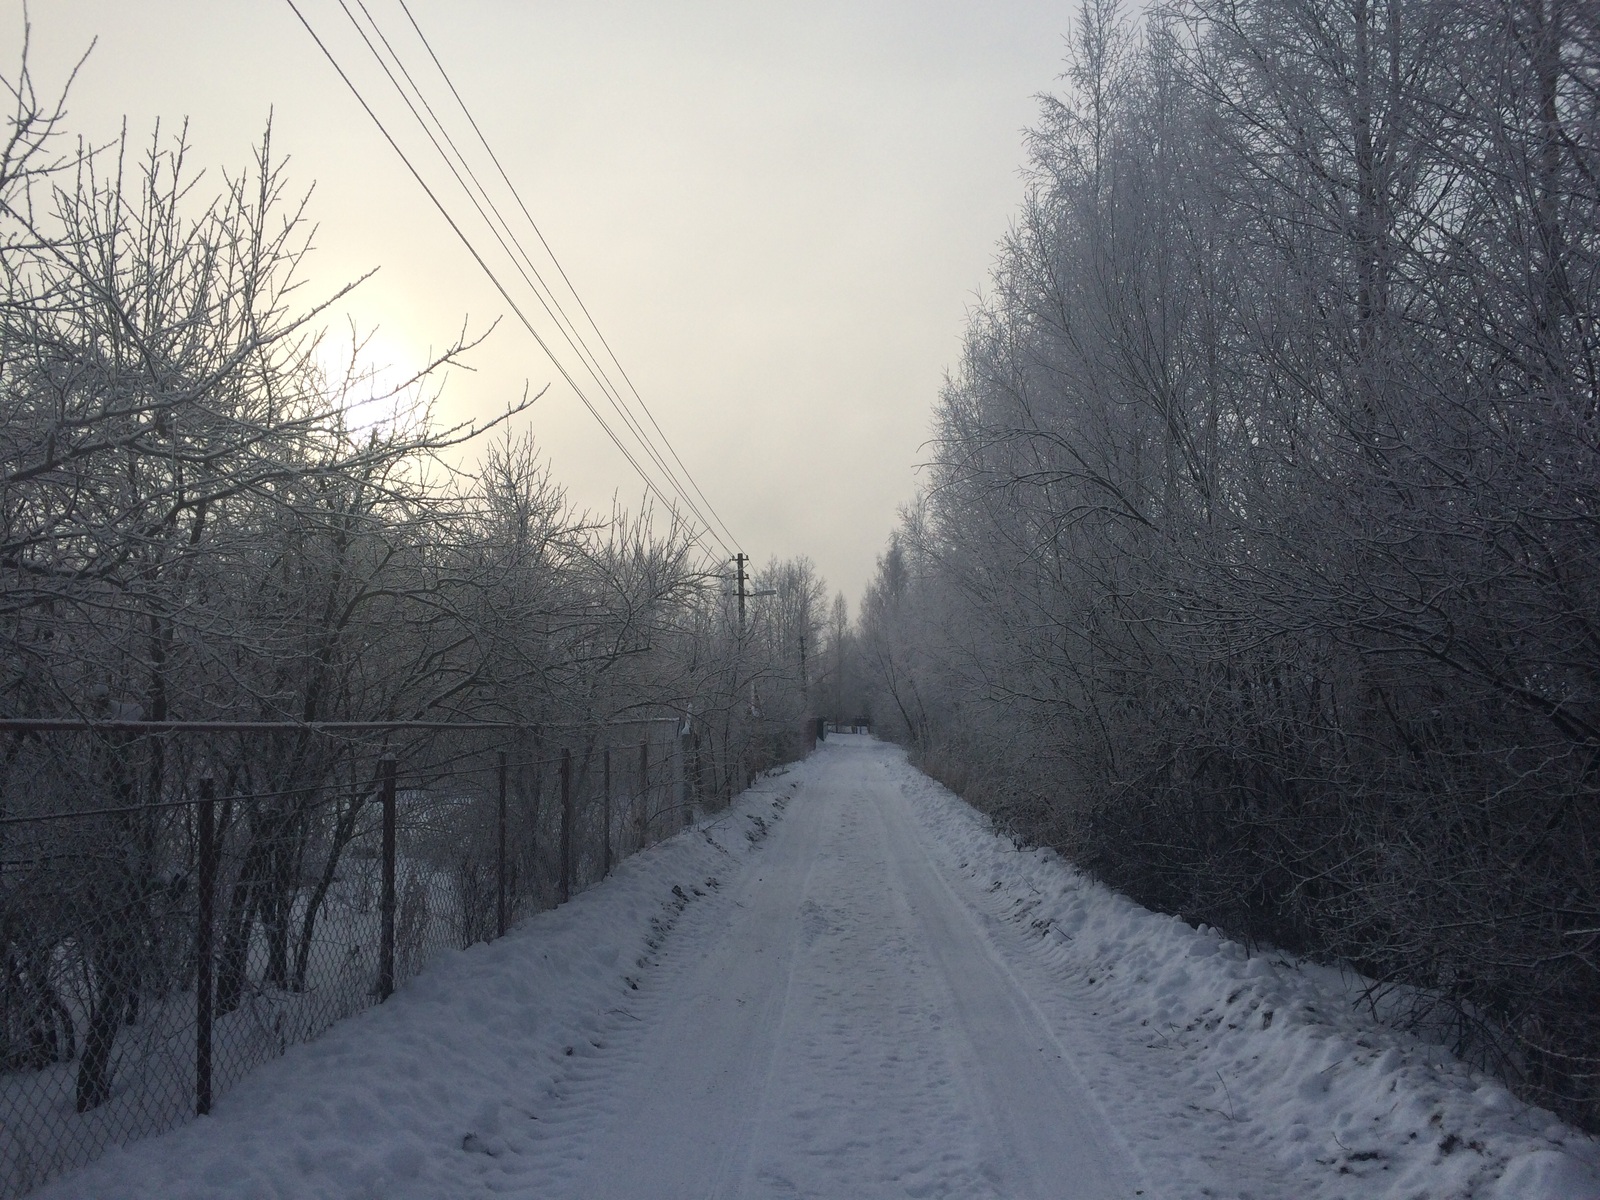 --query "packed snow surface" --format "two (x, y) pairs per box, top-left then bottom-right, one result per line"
(34, 736), (1600, 1198)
